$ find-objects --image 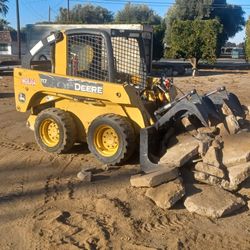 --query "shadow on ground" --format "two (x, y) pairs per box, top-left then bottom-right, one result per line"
(0, 92), (14, 98)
